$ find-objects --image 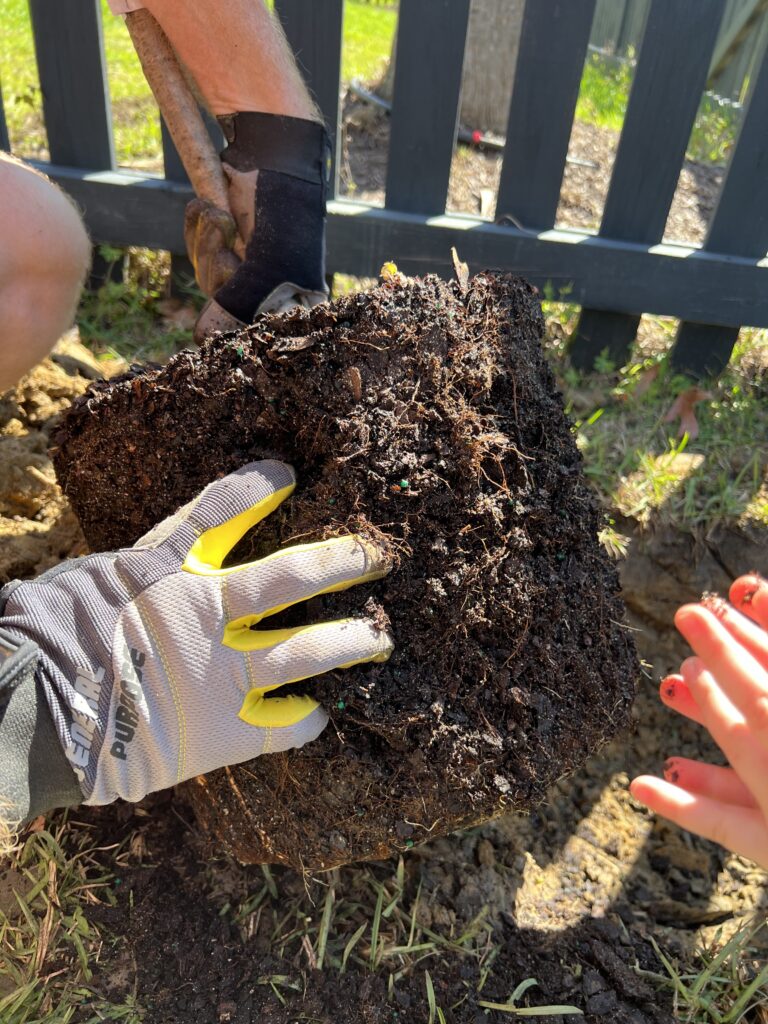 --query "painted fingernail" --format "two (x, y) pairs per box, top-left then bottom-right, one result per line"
(663, 759), (680, 784)
(741, 572), (766, 605)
